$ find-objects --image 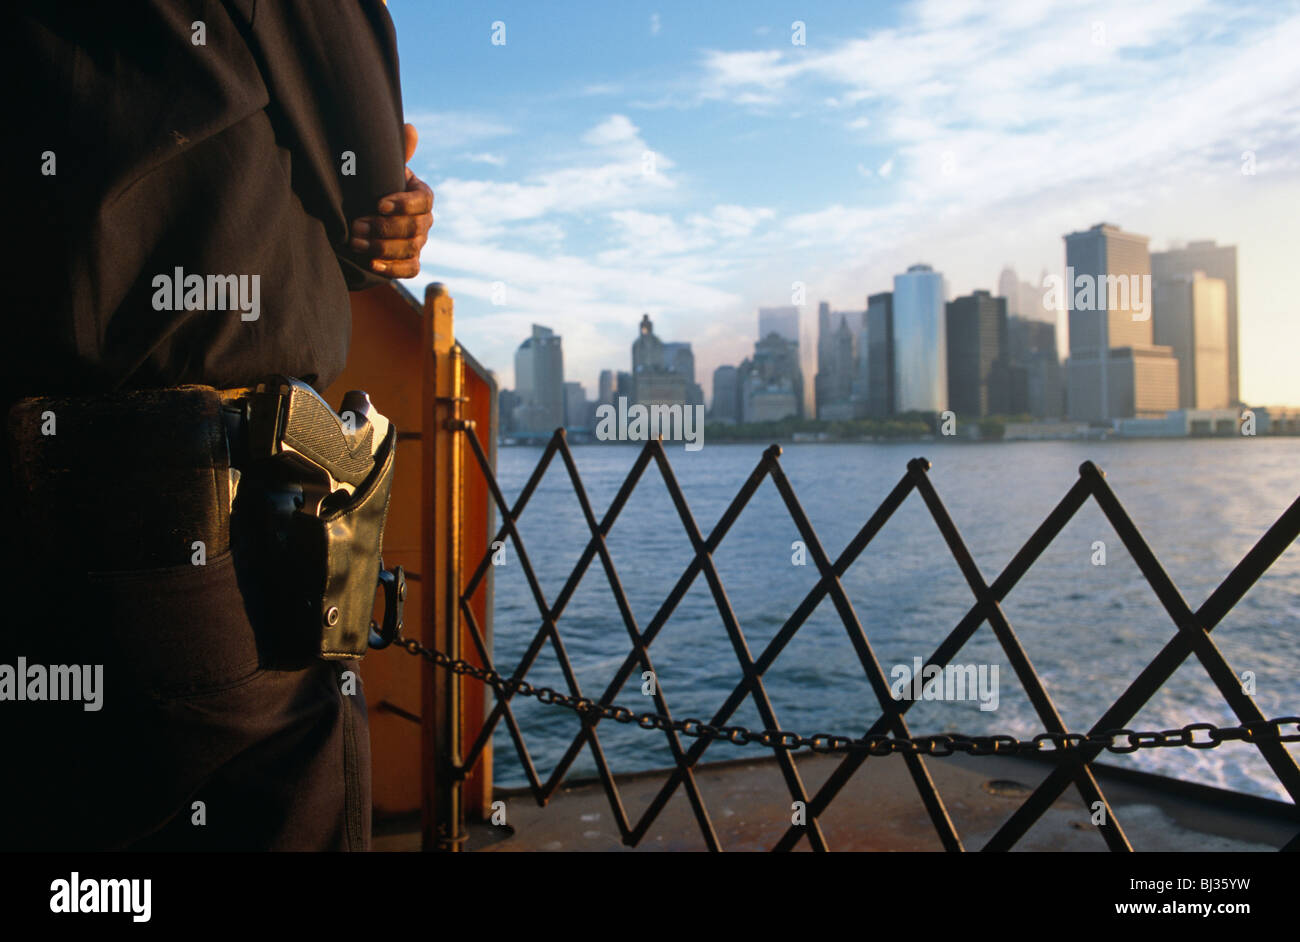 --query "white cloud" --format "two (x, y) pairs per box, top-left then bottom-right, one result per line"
(463, 152), (507, 166)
